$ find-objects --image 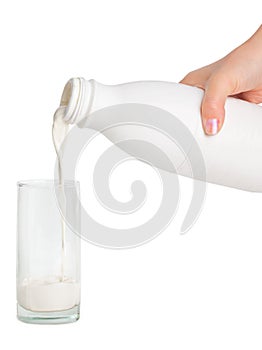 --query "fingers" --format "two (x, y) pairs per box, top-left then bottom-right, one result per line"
(180, 67), (230, 135)
(180, 74), (205, 89)
(234, 90), (262, 104)
(180, 67), (212, 89)
(201, 74), (231, 135)
(181, 68), (235, 135)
